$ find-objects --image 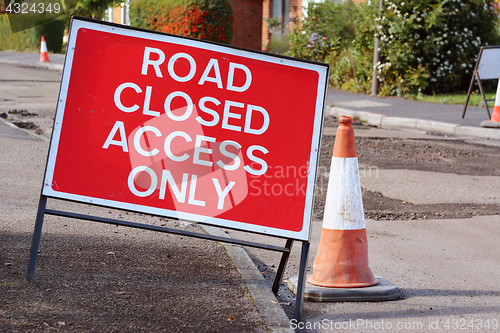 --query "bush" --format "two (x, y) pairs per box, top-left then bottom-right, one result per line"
(268, 27), (290, 55)
(377, 0), (500, 95)
(64, 0), (123, 29)
(264, 17), (290, 54)
(0, 15), (65, 53)
(130, 0), (233, 44)
(0, 15), (37, 51)
(288, 0), (500, 96)
(287, 0), (378, 93)
(37, 18), (65, 53)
